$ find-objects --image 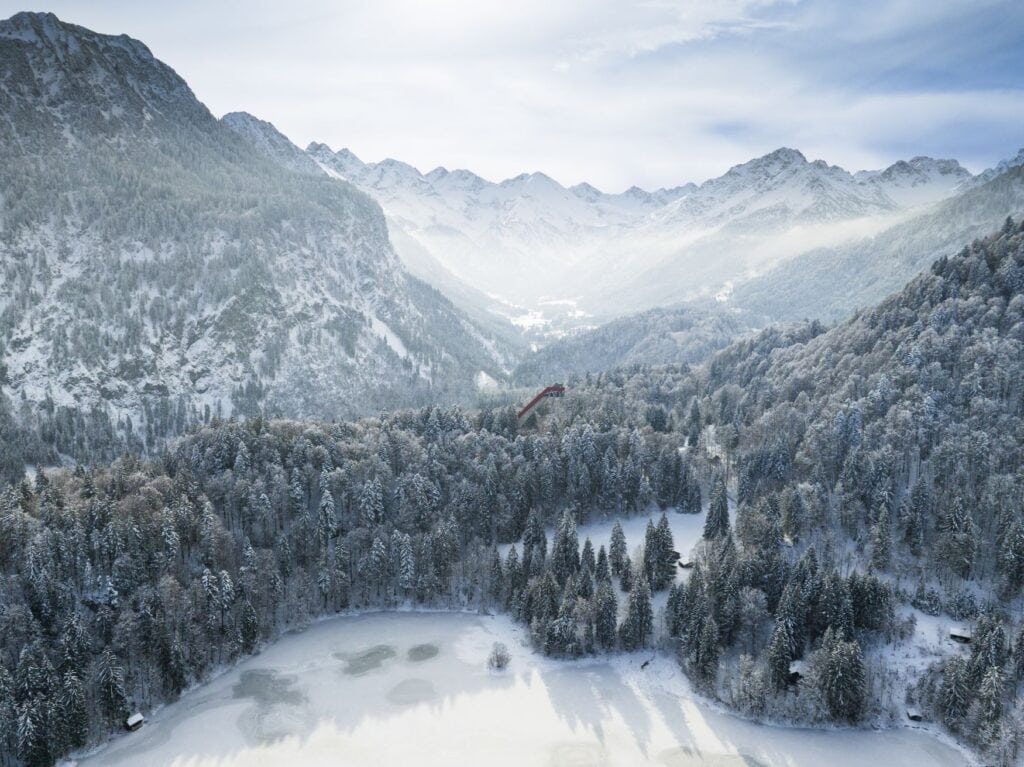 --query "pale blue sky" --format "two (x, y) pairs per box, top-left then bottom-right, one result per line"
(3, 0), (1022, 190)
